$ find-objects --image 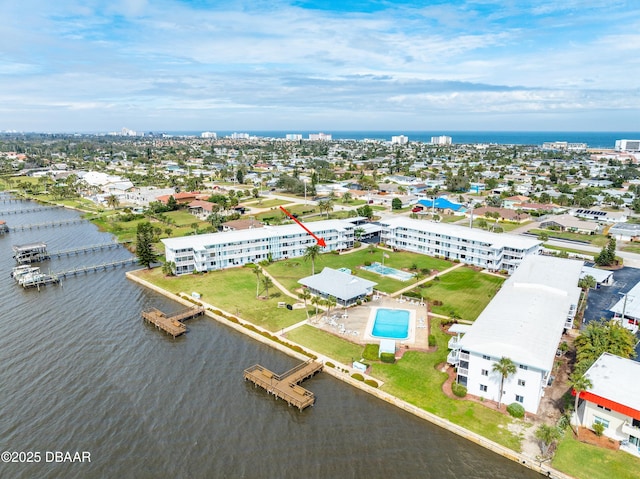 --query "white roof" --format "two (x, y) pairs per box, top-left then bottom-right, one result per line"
(584, 353), (640, 411)
(580, 266), (613, 284)
(459, 255), (583, 371)
(610, 281), (640, 320)
(298, 267), (377, 301)
(162, 219), (352, 251)
(449, 324), (472, 334)
(380, 217), (541, 250)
